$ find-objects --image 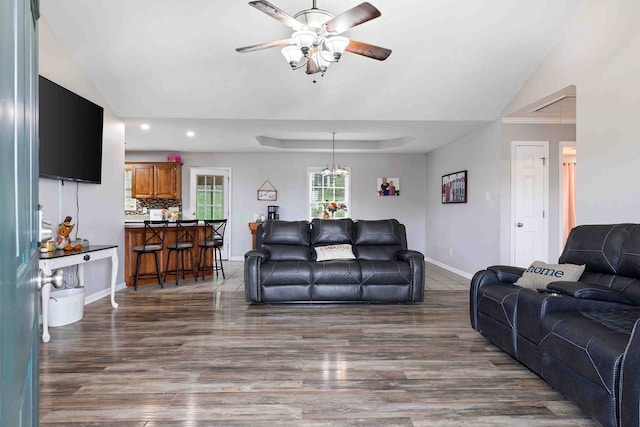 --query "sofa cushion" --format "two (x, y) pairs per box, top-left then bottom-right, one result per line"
(354, 219), (405, 246)
(356, 245), (402, 261)
(311, 261), (361, 284)
(314, 244), (356, 261)
(559, 224), (634, 275)
(360, 260), (411, 284)
(514, 261), (585, 289)
(265, 245), (310, 262)
(540, 310), (637, 394)
(310, 218), (354, 245)
(260, 220), (310, 246)
(260, 261), (312, 285)
(615, 224), (640, 279)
